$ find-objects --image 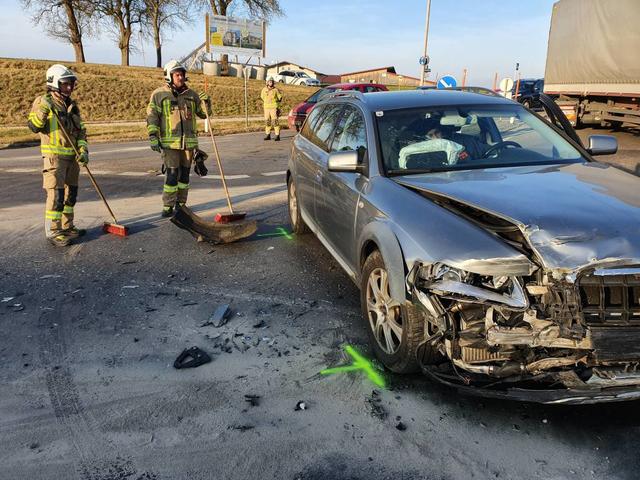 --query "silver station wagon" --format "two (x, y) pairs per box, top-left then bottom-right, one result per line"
(286, 89), (640, 404)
